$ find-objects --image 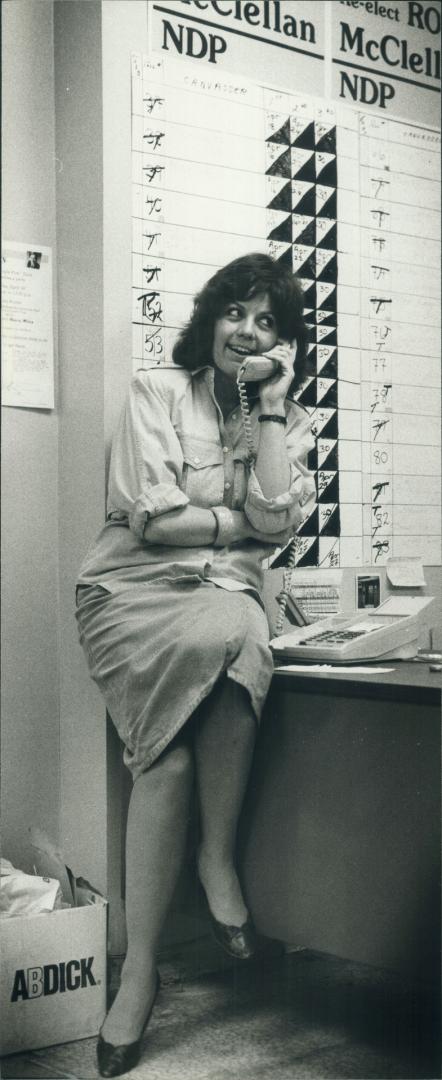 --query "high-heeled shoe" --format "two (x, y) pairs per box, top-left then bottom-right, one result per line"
(96, 971), (160, 1078)
(209, 912), (257, 960)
